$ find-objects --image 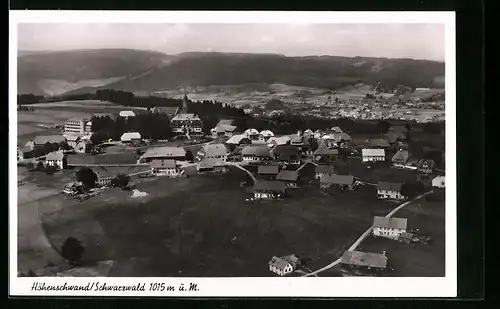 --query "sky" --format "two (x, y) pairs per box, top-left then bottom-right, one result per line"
(18, 23), (445, 61)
